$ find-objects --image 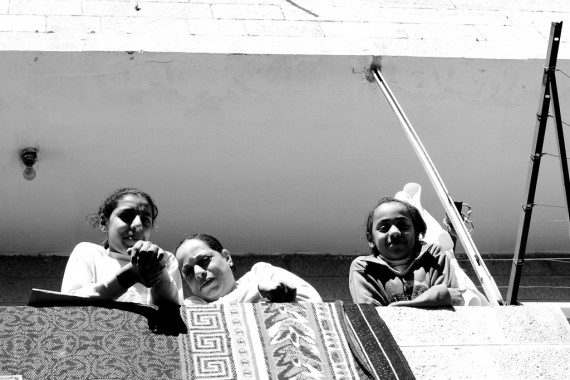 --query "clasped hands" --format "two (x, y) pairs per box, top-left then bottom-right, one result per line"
(127, 241), (167, 288)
